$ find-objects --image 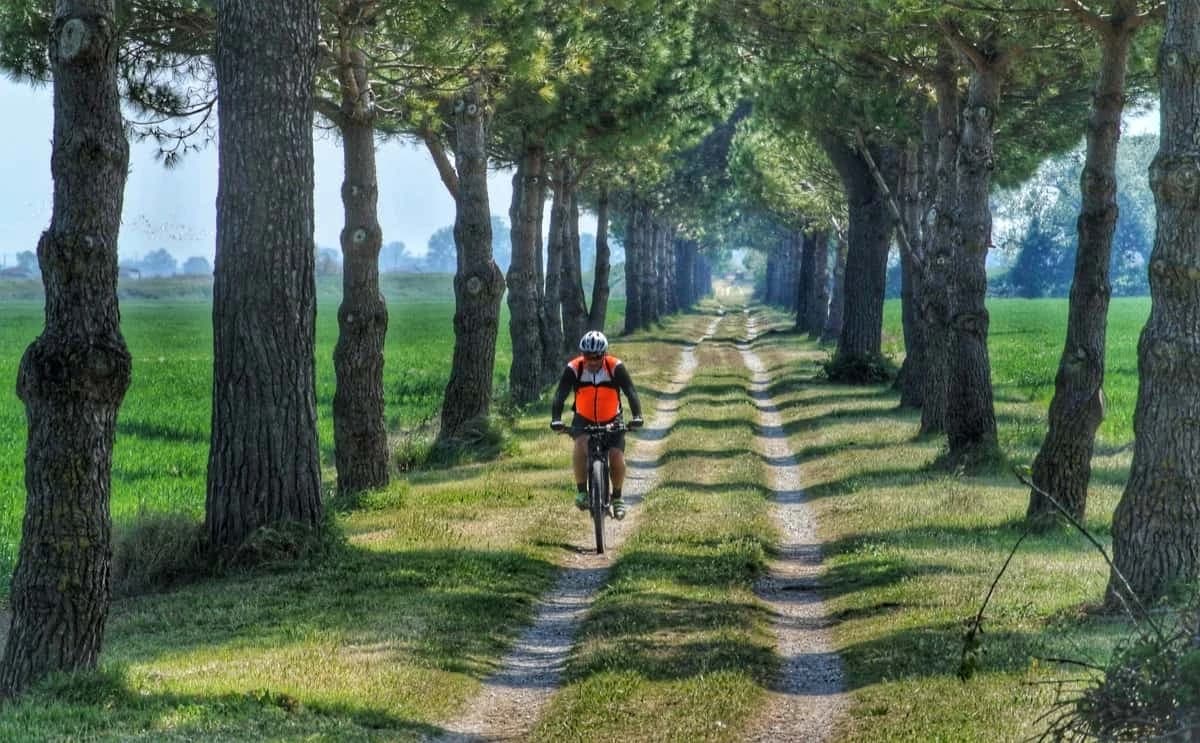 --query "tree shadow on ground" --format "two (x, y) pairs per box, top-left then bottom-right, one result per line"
(569, 587), (776, 686)
(107, 545), (558, 682)
(836, 621), (1055, 690)
(801, 464), (942, 501)
(820, 516), (1111, 559)
(117, 419), (208, 446)
(764, 382), (896, 404)
(768, 398), (907, 427)
(5, 668), (445, 740)
(632, 446), (756, 470)
(654, 480), (770, 498)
